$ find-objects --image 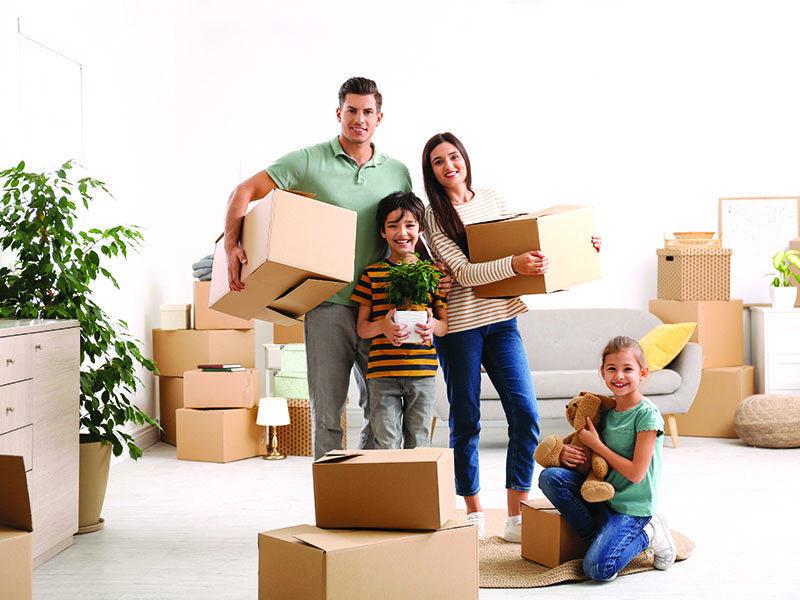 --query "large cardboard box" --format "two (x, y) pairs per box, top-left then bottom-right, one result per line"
(158, 376), (184, 446)
(176, 408), (264, 463)
(791, 237), (800, 307)
(152, 329), (255, 378)
(648, 299), (744, 368)
(193, 281), (254, 330)
(183, 369), (260, 409)
(0, 455), (33, 600)
(208, 189), (357, 326)
(284, 398), (346, 457)
(466, 205), (600, 298)
(656, 247), (732, 301)
(521, 498), (590, 568)
(313, 448), (456, 530)
(675, 365), (755, 438)
(258, 521), (478, 600)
